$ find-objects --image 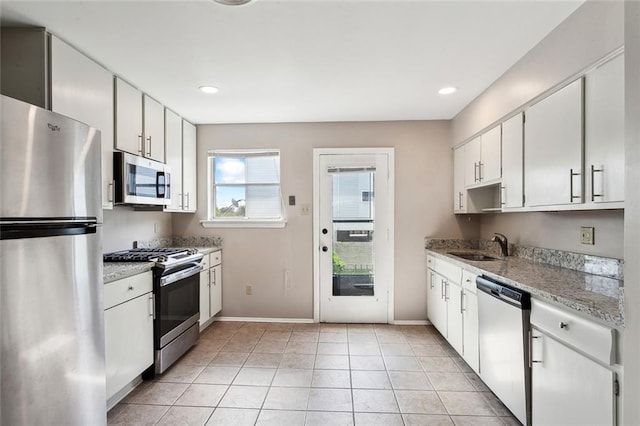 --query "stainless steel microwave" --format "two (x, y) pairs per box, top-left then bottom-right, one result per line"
(114, 151), (171, 206)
